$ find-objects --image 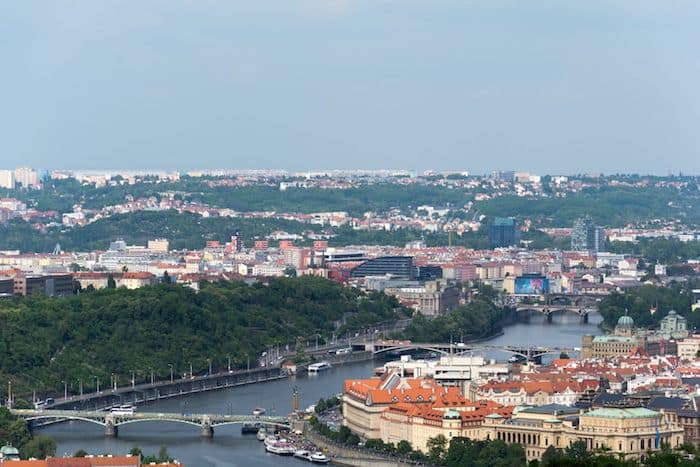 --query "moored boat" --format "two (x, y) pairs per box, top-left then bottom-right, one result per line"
(253, 407), (267, 416)
(307, 362), (332, 374)
(265, 439), (295, 456)
(256, 427), (268, 441)
(310, 451), (330, 464)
